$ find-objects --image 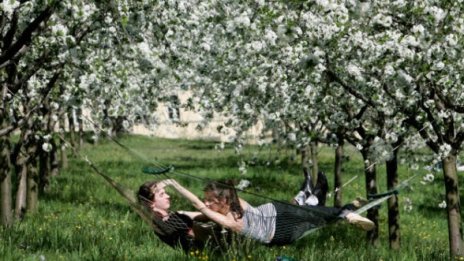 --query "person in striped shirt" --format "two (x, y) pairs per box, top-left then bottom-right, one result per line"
(160, 179), (375, 245)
